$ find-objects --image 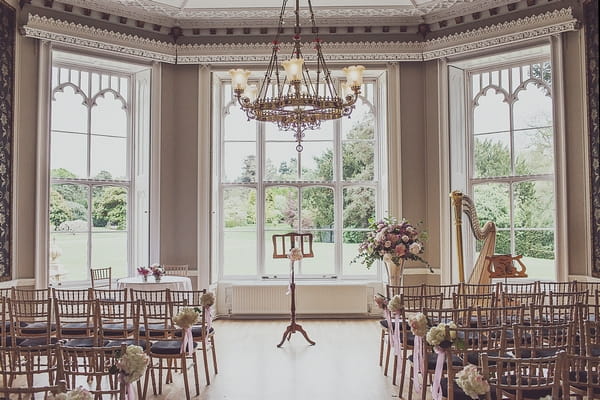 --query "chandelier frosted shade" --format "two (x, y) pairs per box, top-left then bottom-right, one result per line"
(228, 0), (365, 152)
